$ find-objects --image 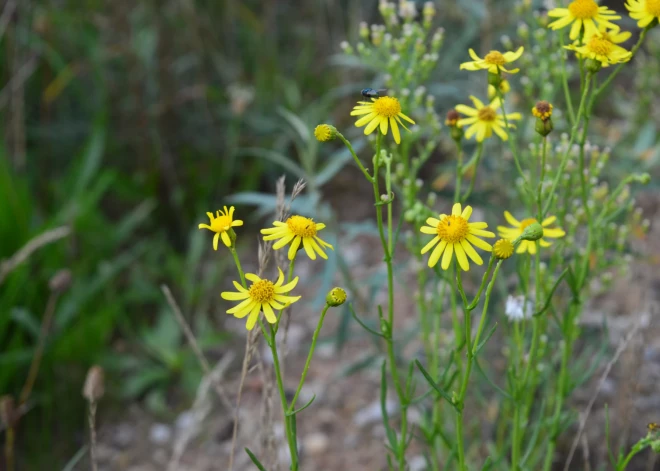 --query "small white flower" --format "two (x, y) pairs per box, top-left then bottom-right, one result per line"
(505, 295), (533, 322)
